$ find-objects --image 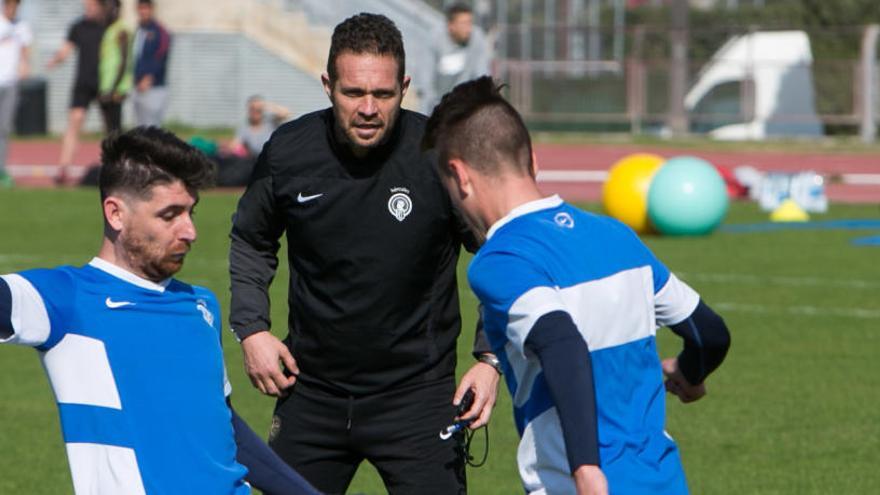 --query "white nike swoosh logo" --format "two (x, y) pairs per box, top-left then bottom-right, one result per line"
(105, 297), (136, 309)
(297, 192), (324, 203)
